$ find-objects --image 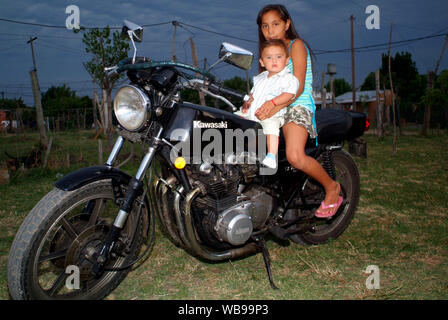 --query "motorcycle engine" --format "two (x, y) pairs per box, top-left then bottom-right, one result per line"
(190, 163), (273, 246)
